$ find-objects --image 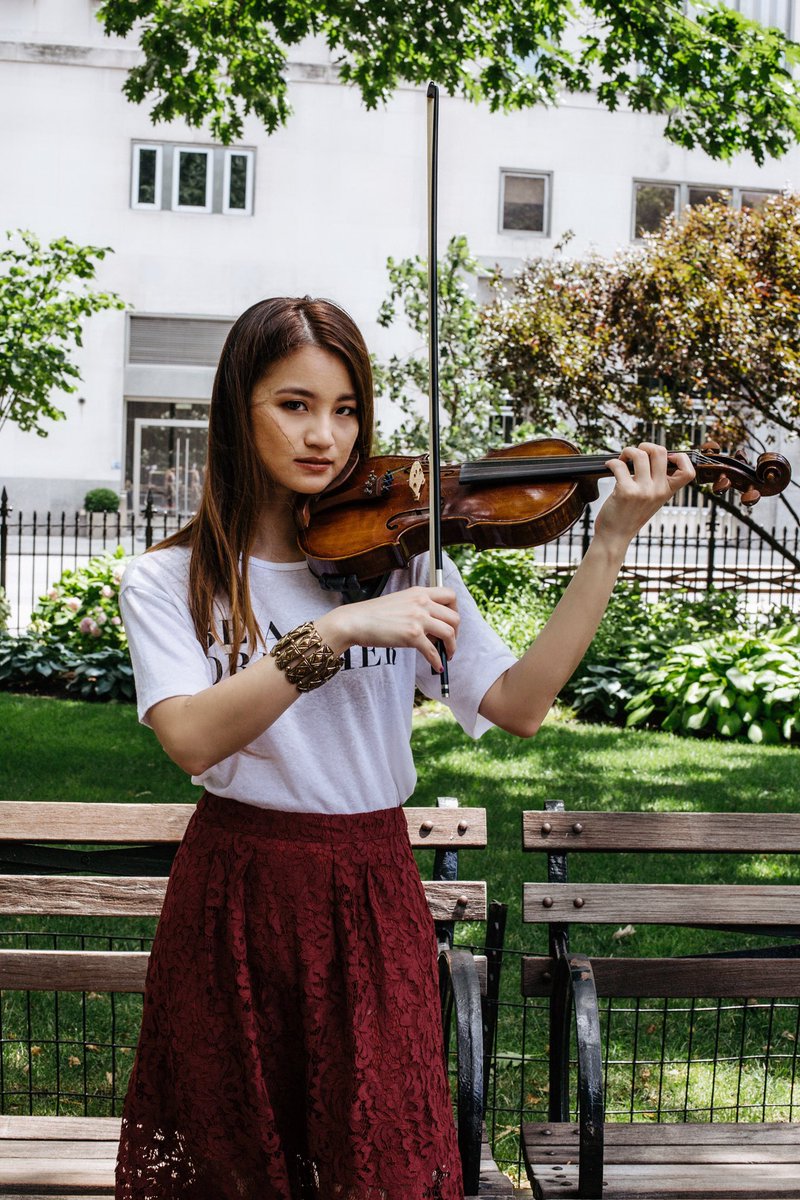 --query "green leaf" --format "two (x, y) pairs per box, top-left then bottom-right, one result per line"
(717, 711), (743, 737)
(726, 667), (756, 693)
